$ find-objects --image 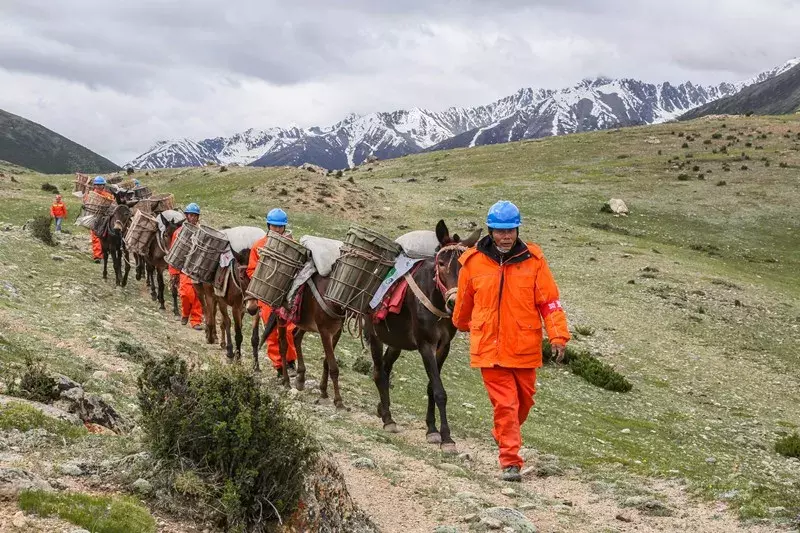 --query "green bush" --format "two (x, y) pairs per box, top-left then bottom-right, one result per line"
(775, 433), (800, 458)
(29, 215), (55, 246)
(137, 356), (318, 531)
(40, 182), (59, 193)
(6, 356), (58, 404)
(542, 340), (632, 393)
(116, 341), (153, 364)
(351, 355), (372, 375)
(19, 490), (155, 533)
